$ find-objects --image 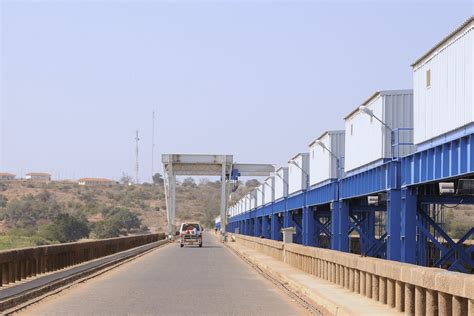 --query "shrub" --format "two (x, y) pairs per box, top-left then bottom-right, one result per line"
(39, 213), (90, 243)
